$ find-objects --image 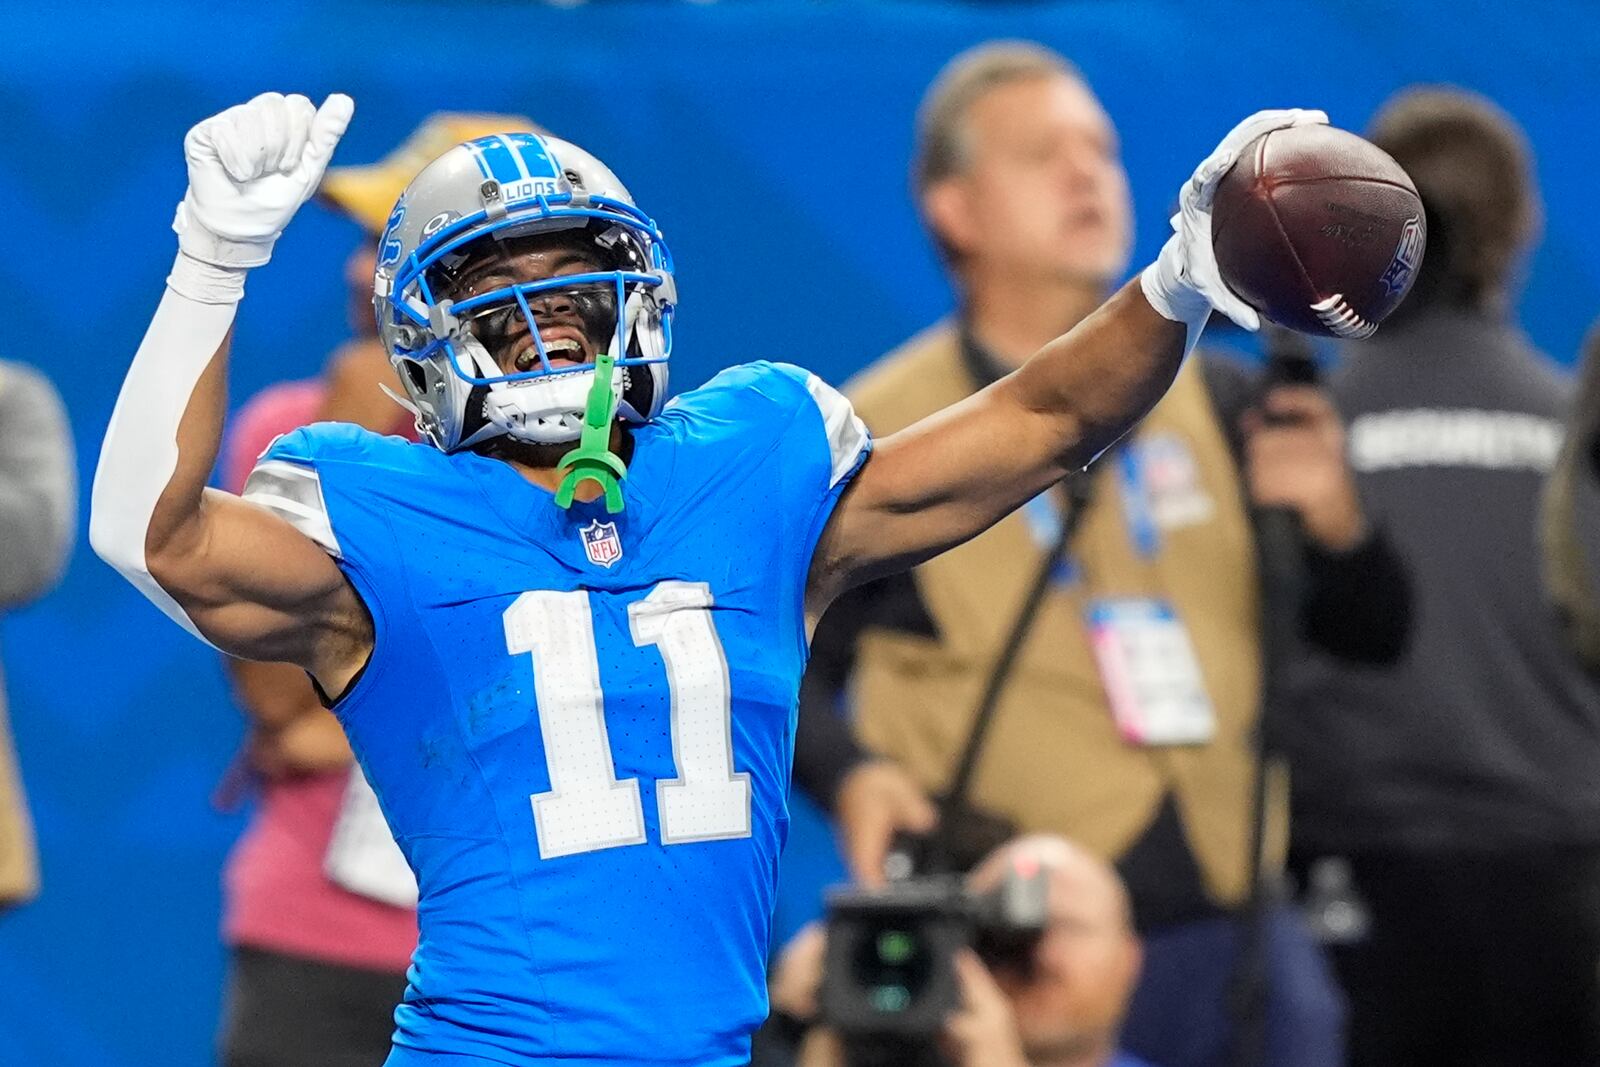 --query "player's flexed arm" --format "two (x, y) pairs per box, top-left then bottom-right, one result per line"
(90, 93), (367, 686)
(809, 109), (1327, 603)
